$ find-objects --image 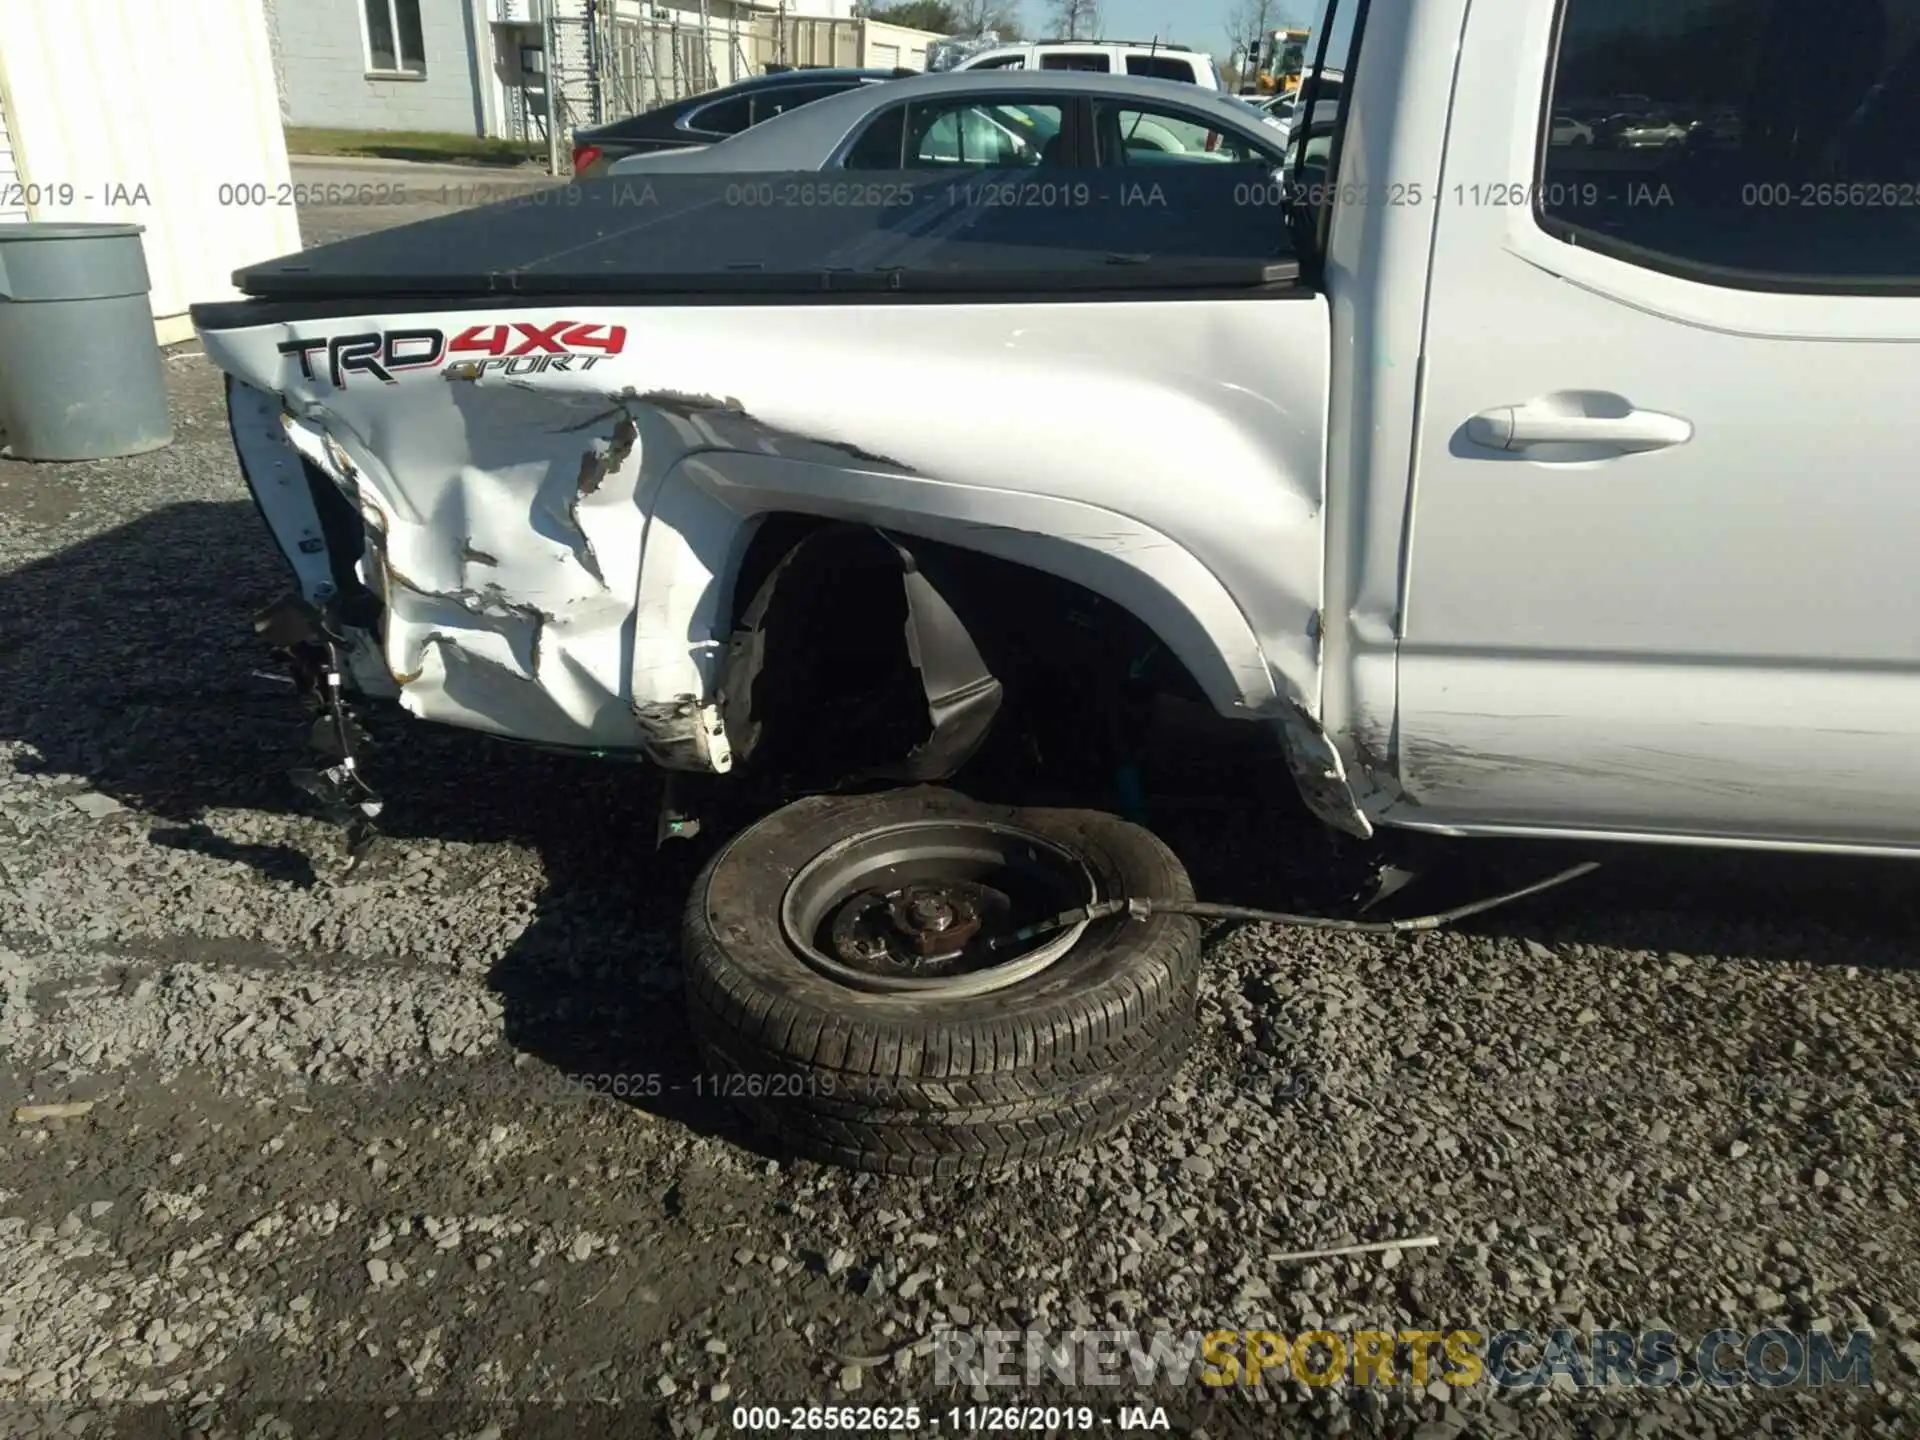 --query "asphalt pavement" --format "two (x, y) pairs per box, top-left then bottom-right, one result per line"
(288, 156), (560, 248)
